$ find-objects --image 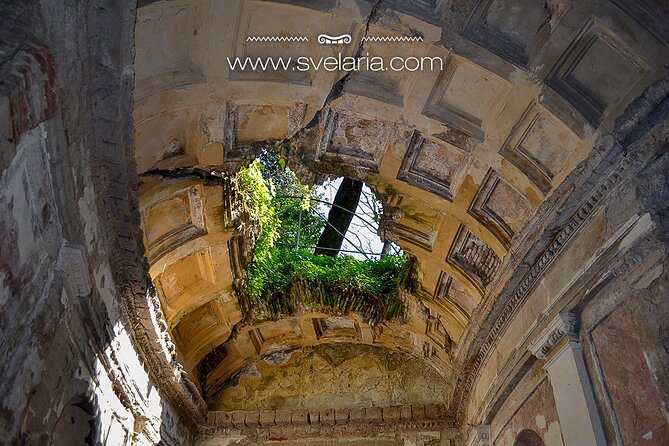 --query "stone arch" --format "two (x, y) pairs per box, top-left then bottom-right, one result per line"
(129, 0), (669, 428)
(513, 429), (545, 446)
